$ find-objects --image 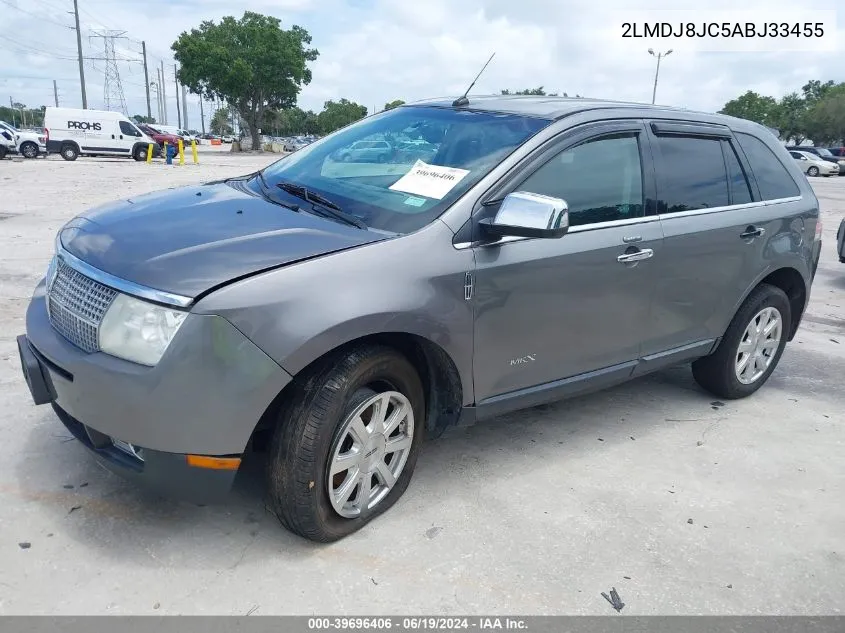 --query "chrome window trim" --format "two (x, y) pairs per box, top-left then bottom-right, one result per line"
(454, 195), (802, 249)
(57, 245), (193, 308)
